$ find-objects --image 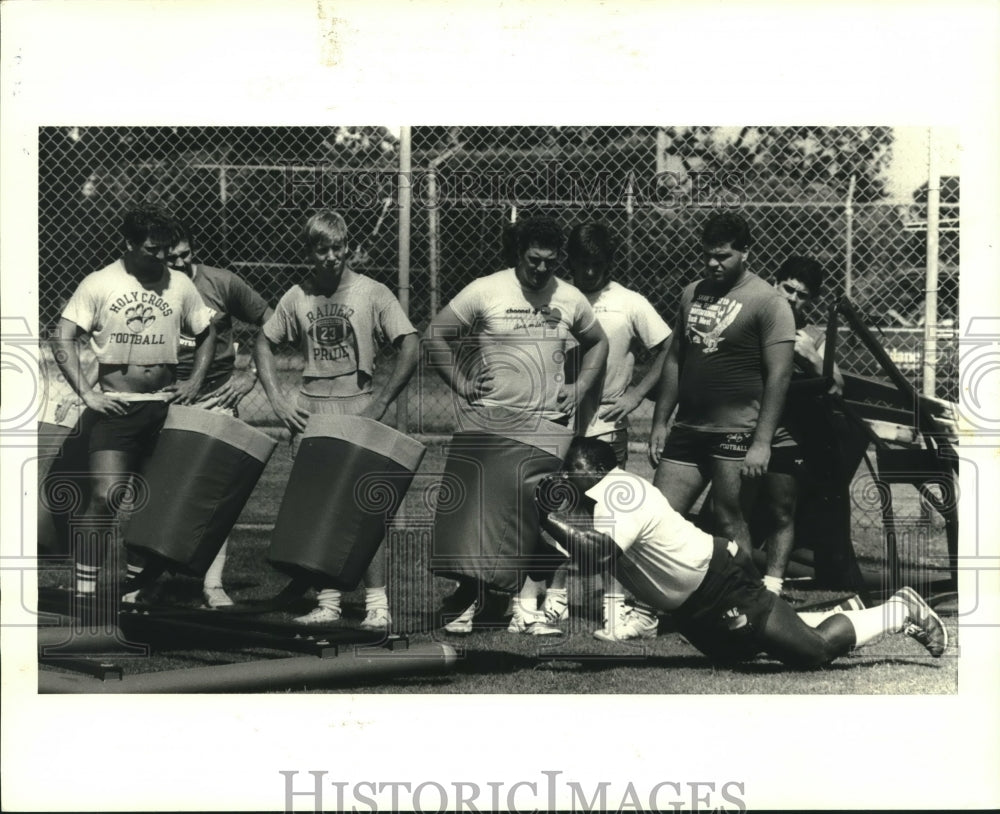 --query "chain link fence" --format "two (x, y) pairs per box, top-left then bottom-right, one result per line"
(38, 126), (958, 434)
